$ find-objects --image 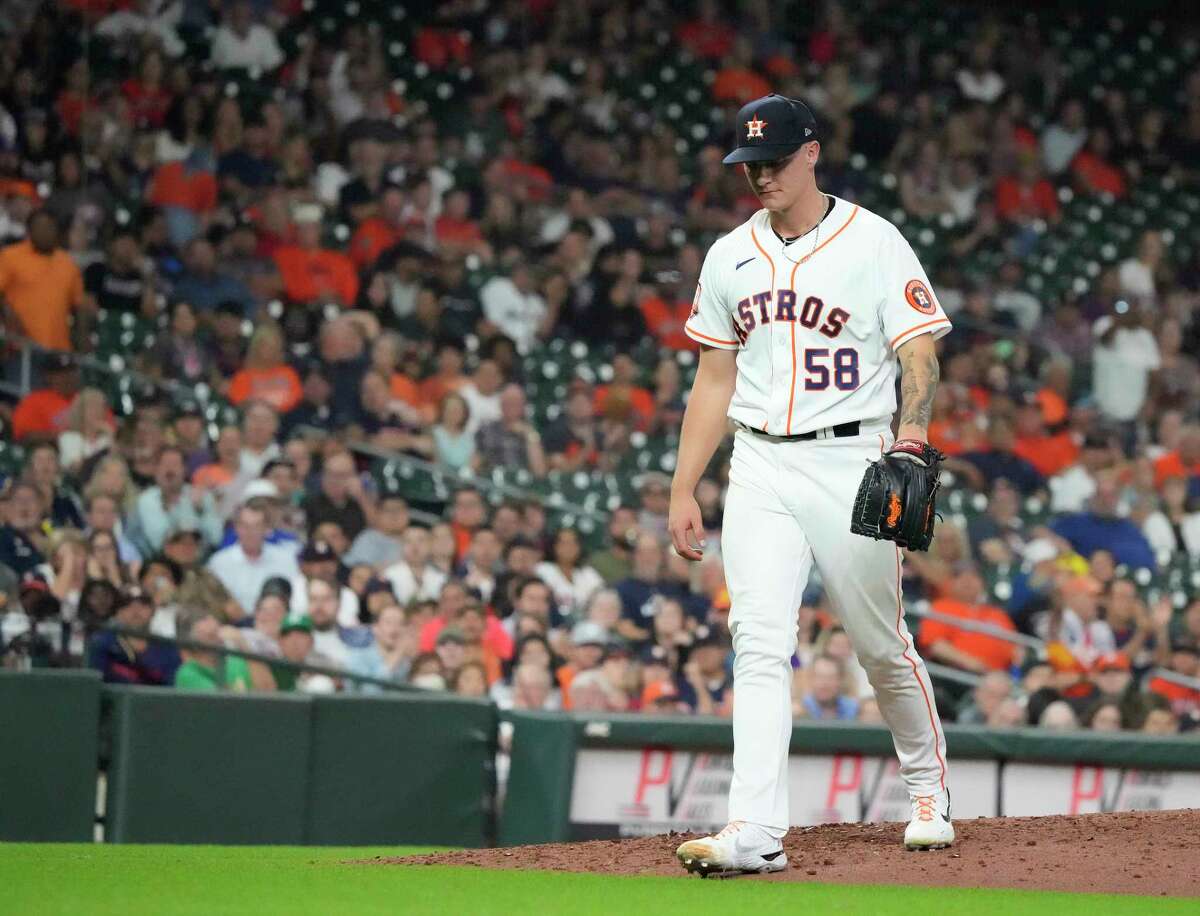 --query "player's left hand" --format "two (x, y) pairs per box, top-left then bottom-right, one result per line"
(668, 492), (706, 561)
